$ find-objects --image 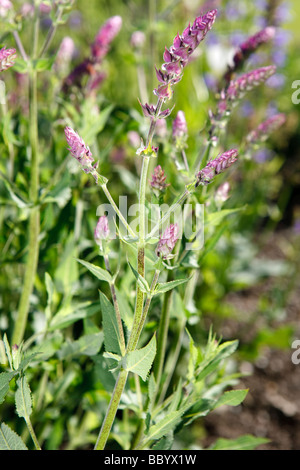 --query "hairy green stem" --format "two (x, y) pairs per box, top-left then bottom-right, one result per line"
(94, 368), (128, 450)
(94, 97), (163, 450)
(153, 269), (174, 389)
(126, 155), (150, 352)
(25, 416), (41, 450)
